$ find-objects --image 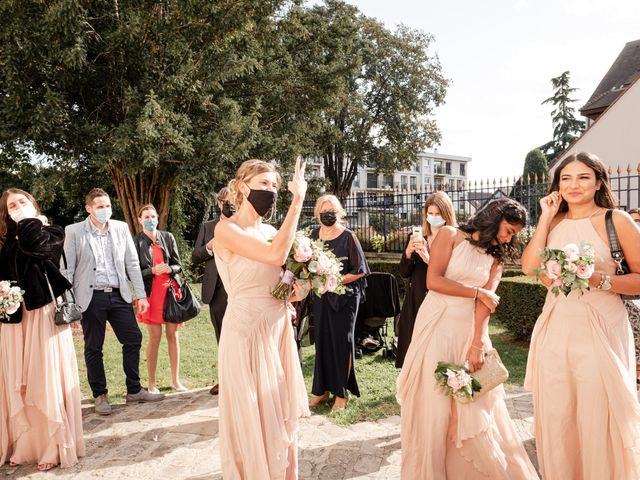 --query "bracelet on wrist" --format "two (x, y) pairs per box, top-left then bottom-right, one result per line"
(470, 344), (484, 352)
